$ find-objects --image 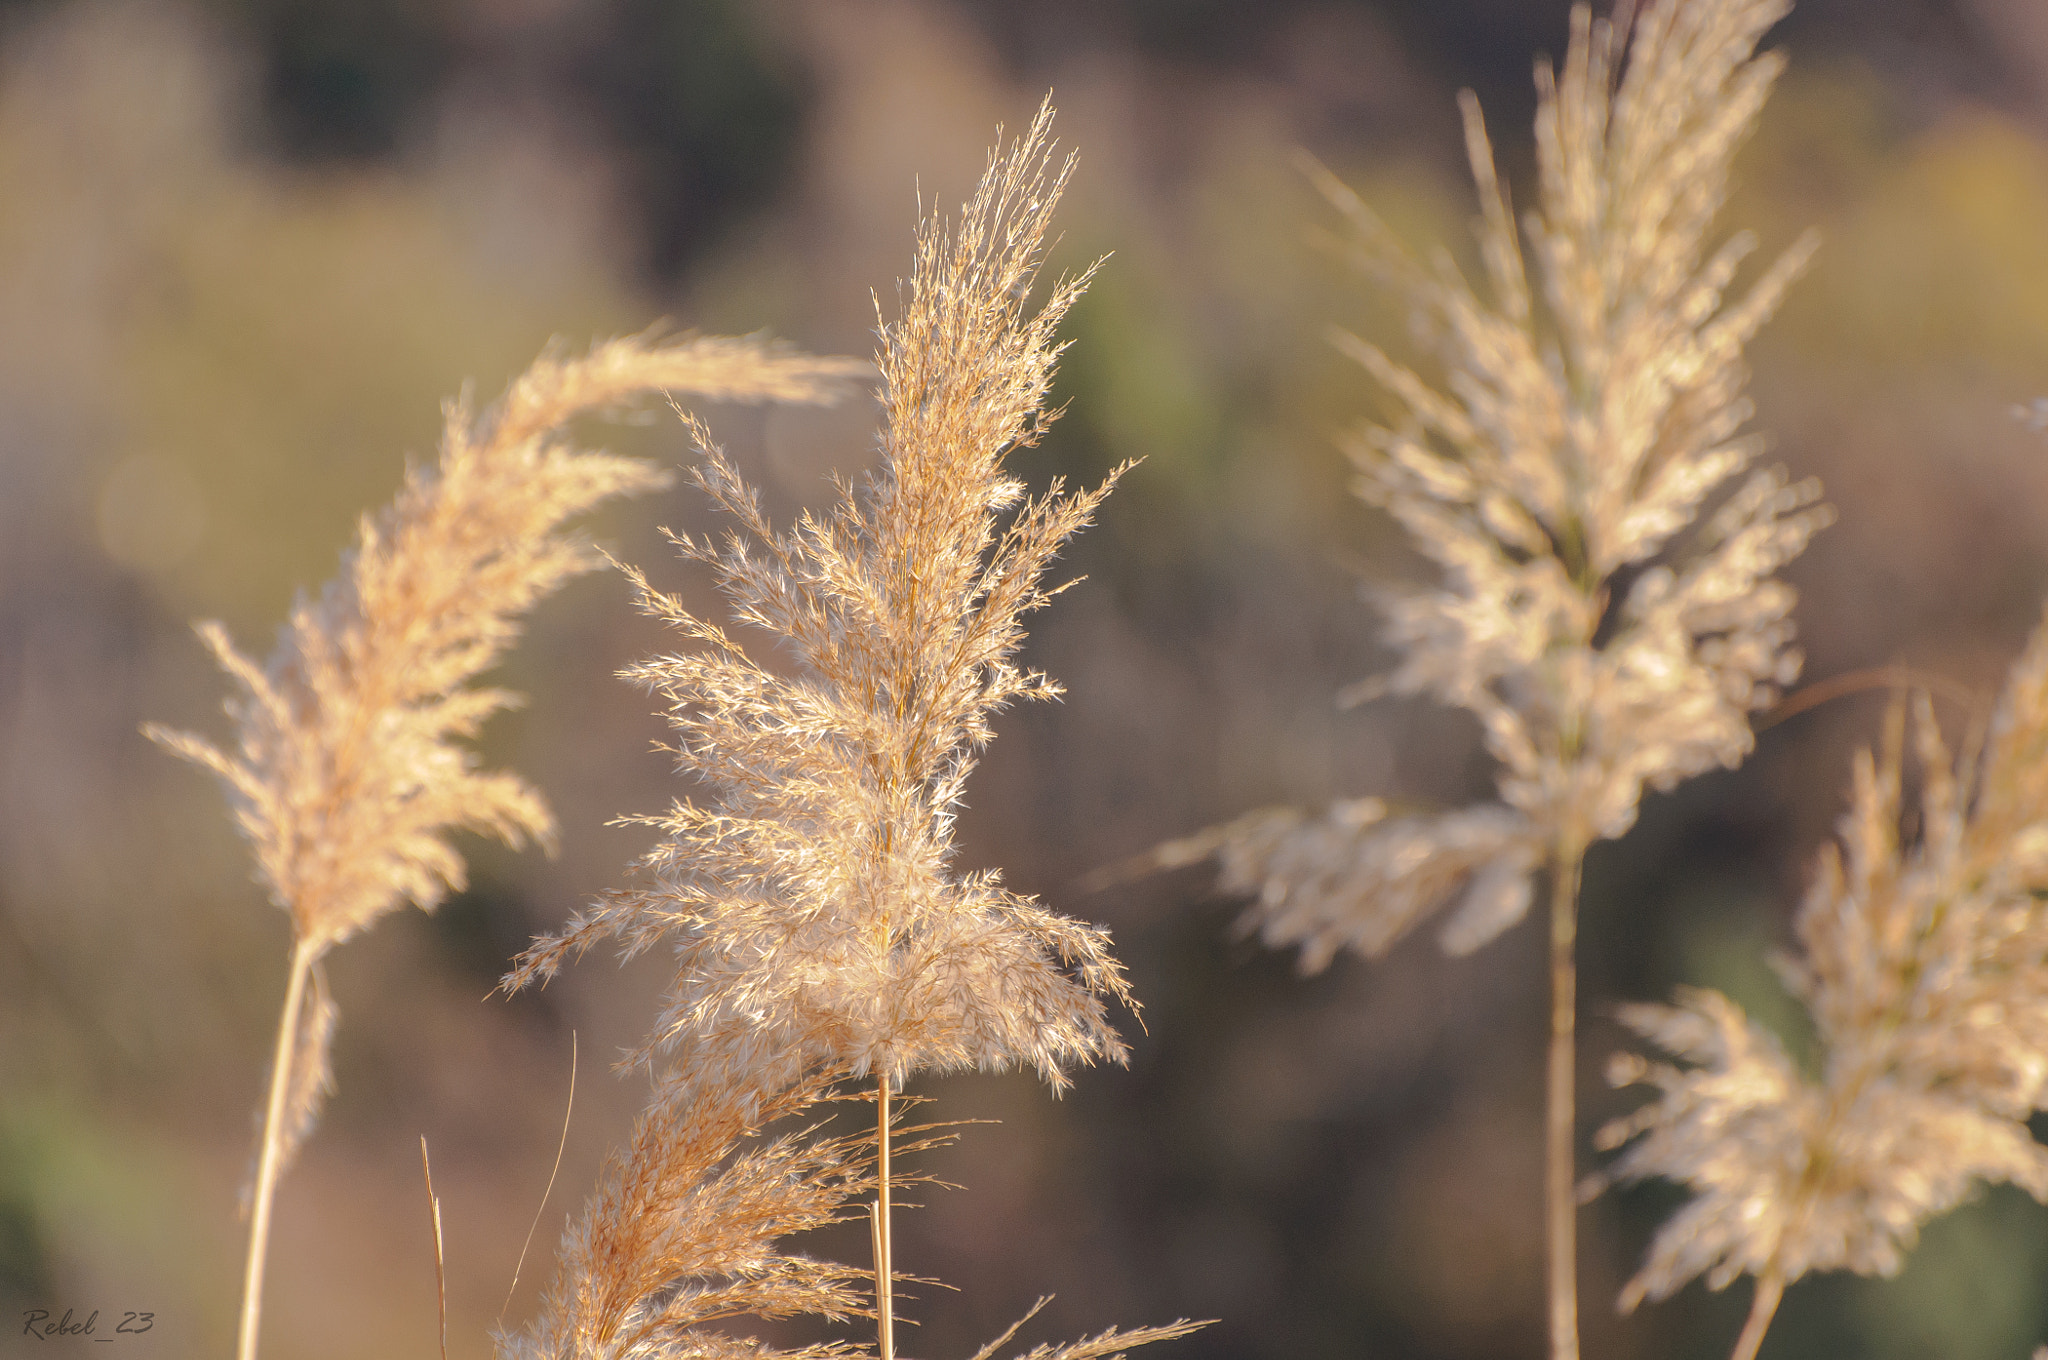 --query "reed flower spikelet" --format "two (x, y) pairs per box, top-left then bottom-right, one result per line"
(505, 102), (1201, 1360)
(508, 104), (1138, 1099)
(150, 334), (862, 970)
(1112, 4), (1830, 1356)
(498, 1066), (878, 1360)
(1600, 616), (2048, 1356)
(498, 1057), (1202, 1360)
(1184, 0), (1831, 966)
(148, 331), (862, 1360)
